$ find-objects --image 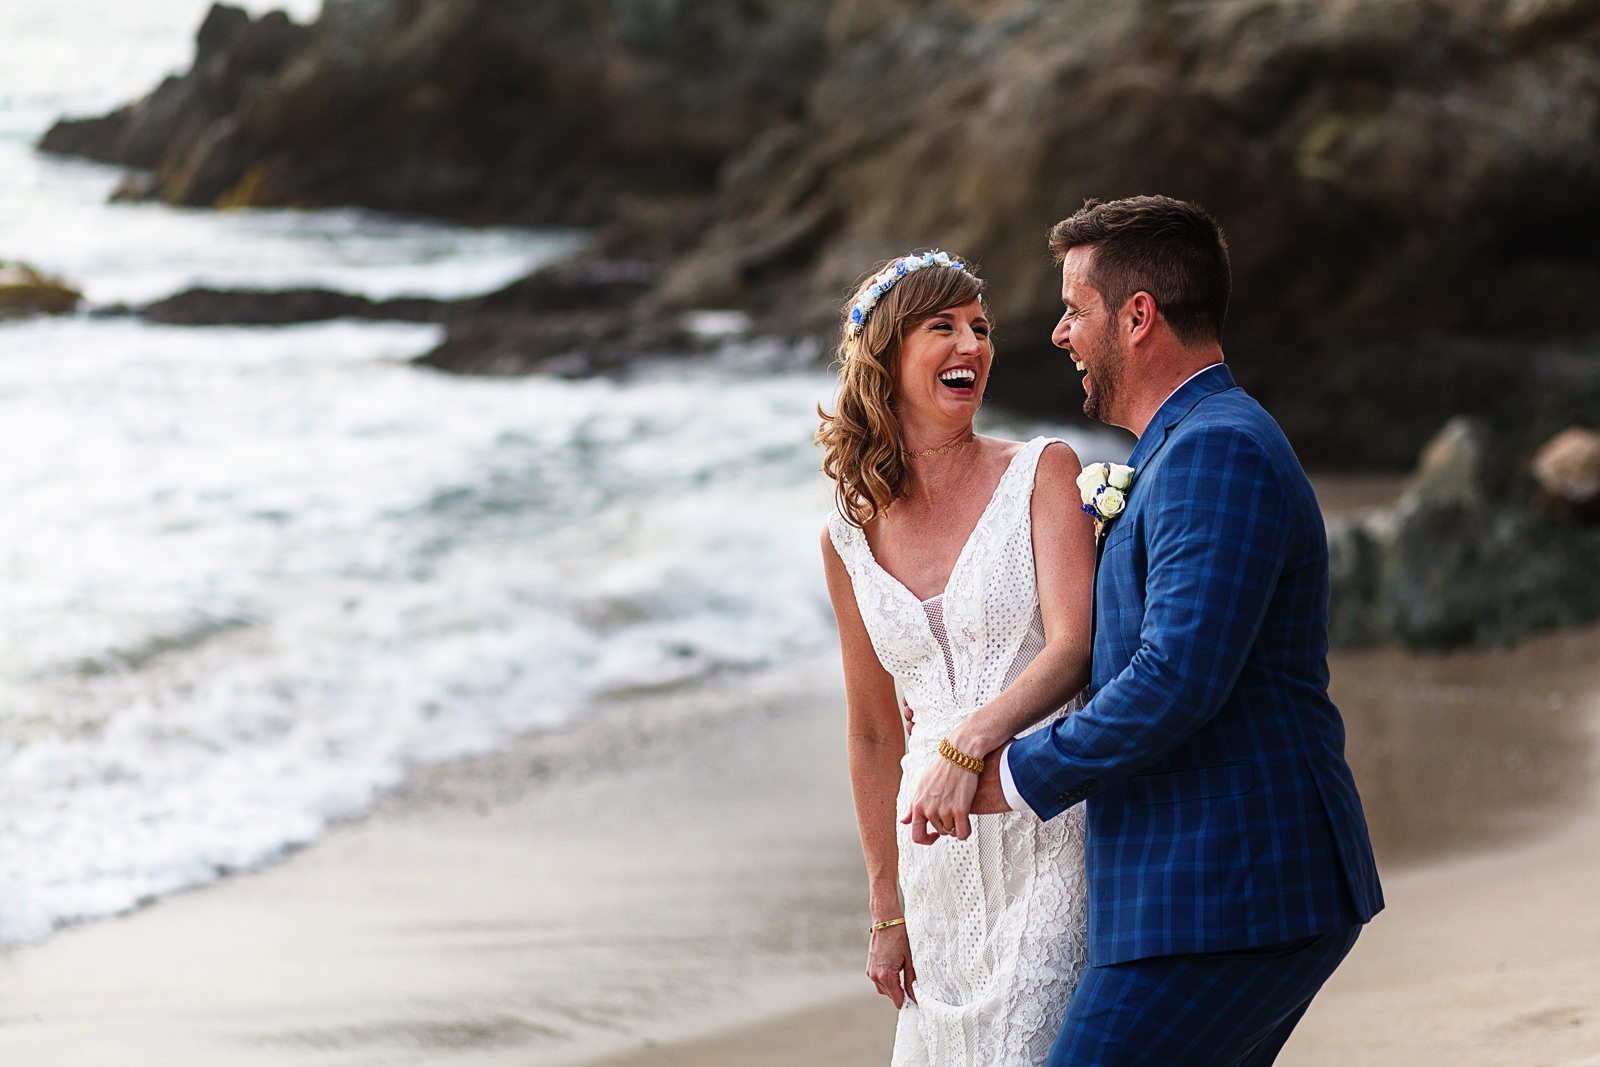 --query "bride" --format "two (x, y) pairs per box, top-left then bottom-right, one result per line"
(818, 251), (1097, 1064)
